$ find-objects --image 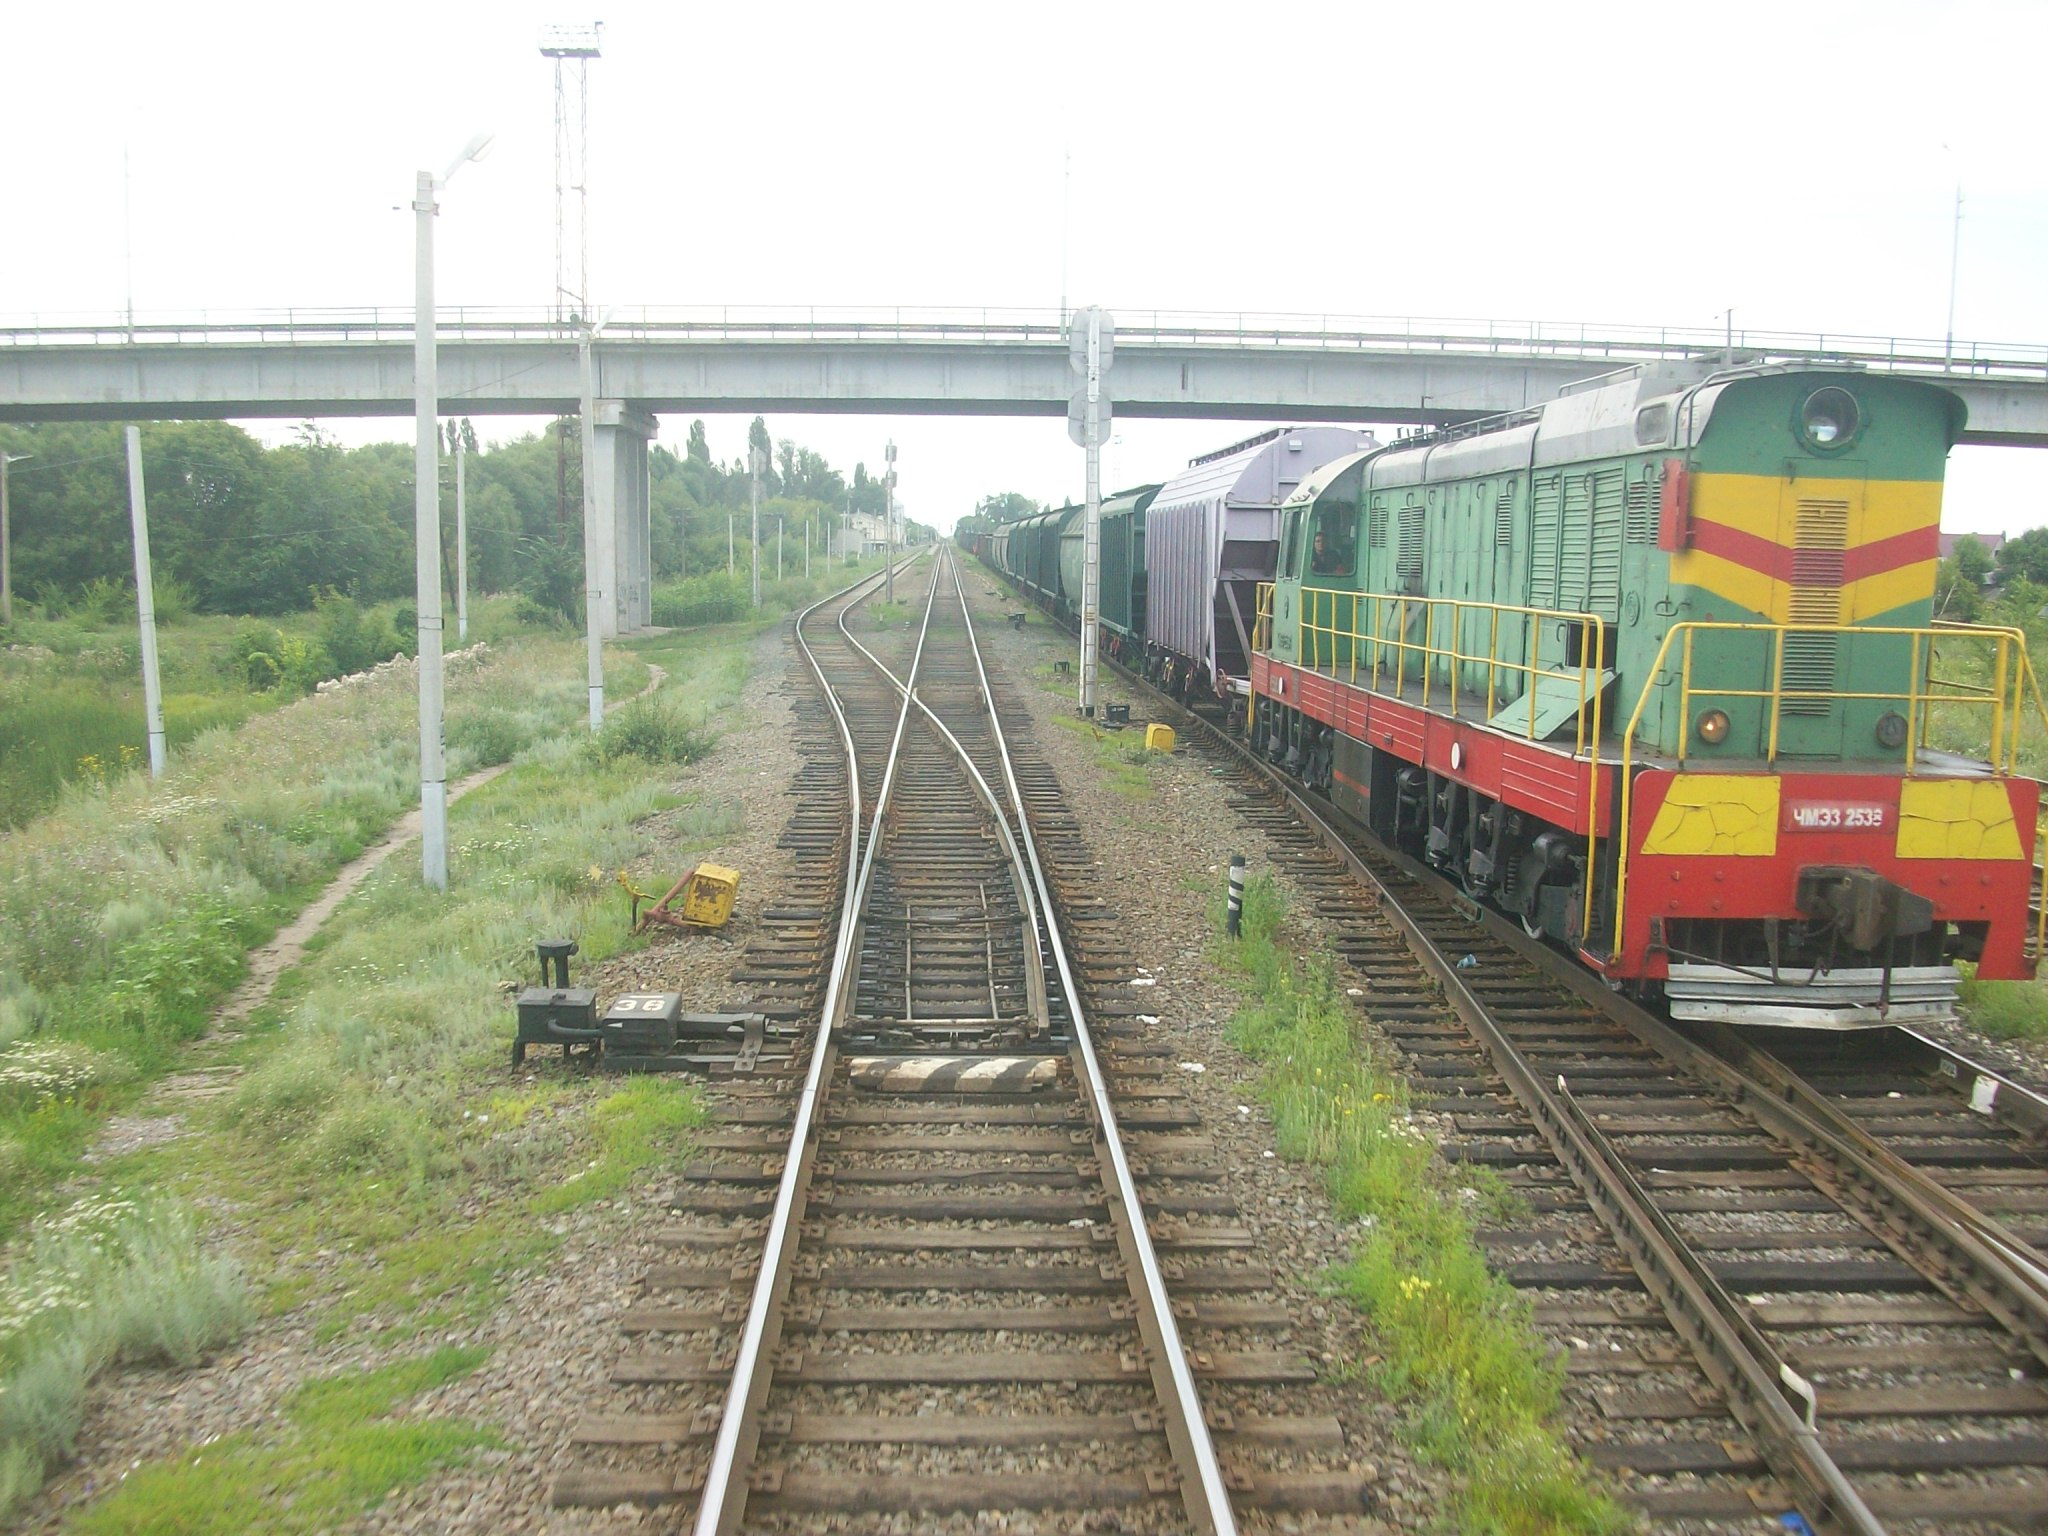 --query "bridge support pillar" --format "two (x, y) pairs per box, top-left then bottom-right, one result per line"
(591, 401), (657, 637)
